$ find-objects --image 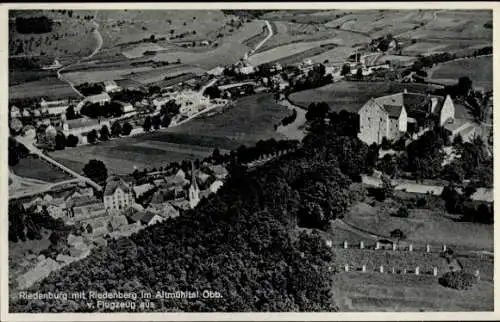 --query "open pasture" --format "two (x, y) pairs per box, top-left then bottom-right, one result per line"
(248, 38), (345, 66)
(344, 202), (493, 251)
(9, 10), (97, 59)
(429, 55), (493, 91)
(9, 76), (79, 100)
(11, 155), (74, 183)
(126, 65), (206, 85)
(49, 93), (288, 175)
(289, 81), (437, 113)
(332, 272), (493, 311)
